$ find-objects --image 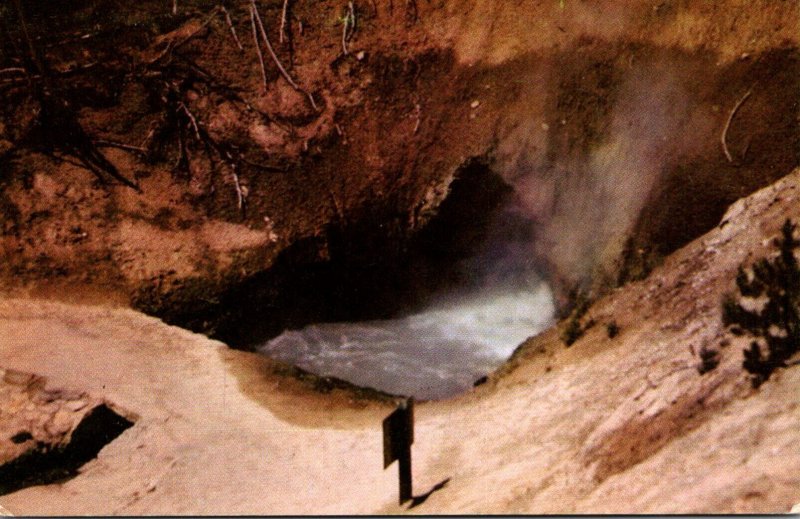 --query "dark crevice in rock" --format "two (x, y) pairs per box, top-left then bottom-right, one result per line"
(137, 158), (519, 350)
(0, 404), (134, 496)
(218, 158), (518, 350)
